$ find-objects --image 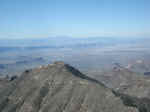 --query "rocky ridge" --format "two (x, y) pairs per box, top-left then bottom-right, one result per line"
(0, 61), (150, 112)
